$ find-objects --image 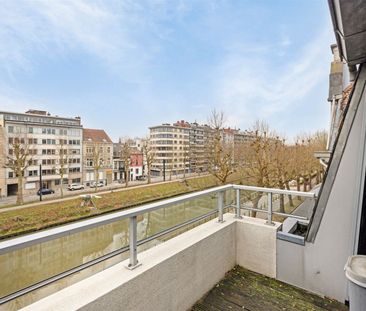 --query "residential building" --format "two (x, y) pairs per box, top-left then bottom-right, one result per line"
(149, 121), (256, 176)
(83, 128), (113, 186)
(118, 137), (143, 151)
(0, 110), (83, 197)
(149, 121), (191, 177)
(129, 149), (143, 181)
(112, 143), (143, 182)
(188, 122), (212, 173)
(112, 143), (124, 182)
